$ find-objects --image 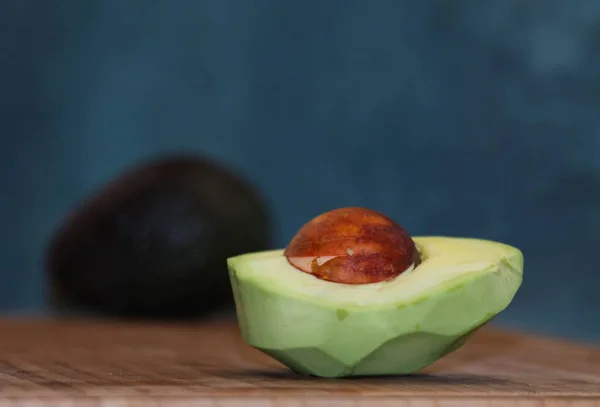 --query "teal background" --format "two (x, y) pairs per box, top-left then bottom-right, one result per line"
(1, 1), (599, 342)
